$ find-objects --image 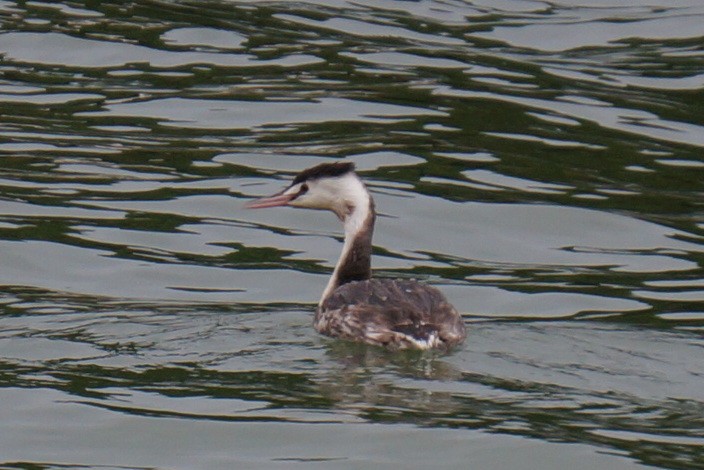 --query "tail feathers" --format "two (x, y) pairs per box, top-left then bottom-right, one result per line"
(393, 322), (437, 340)
(392, 323), (441, 349)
